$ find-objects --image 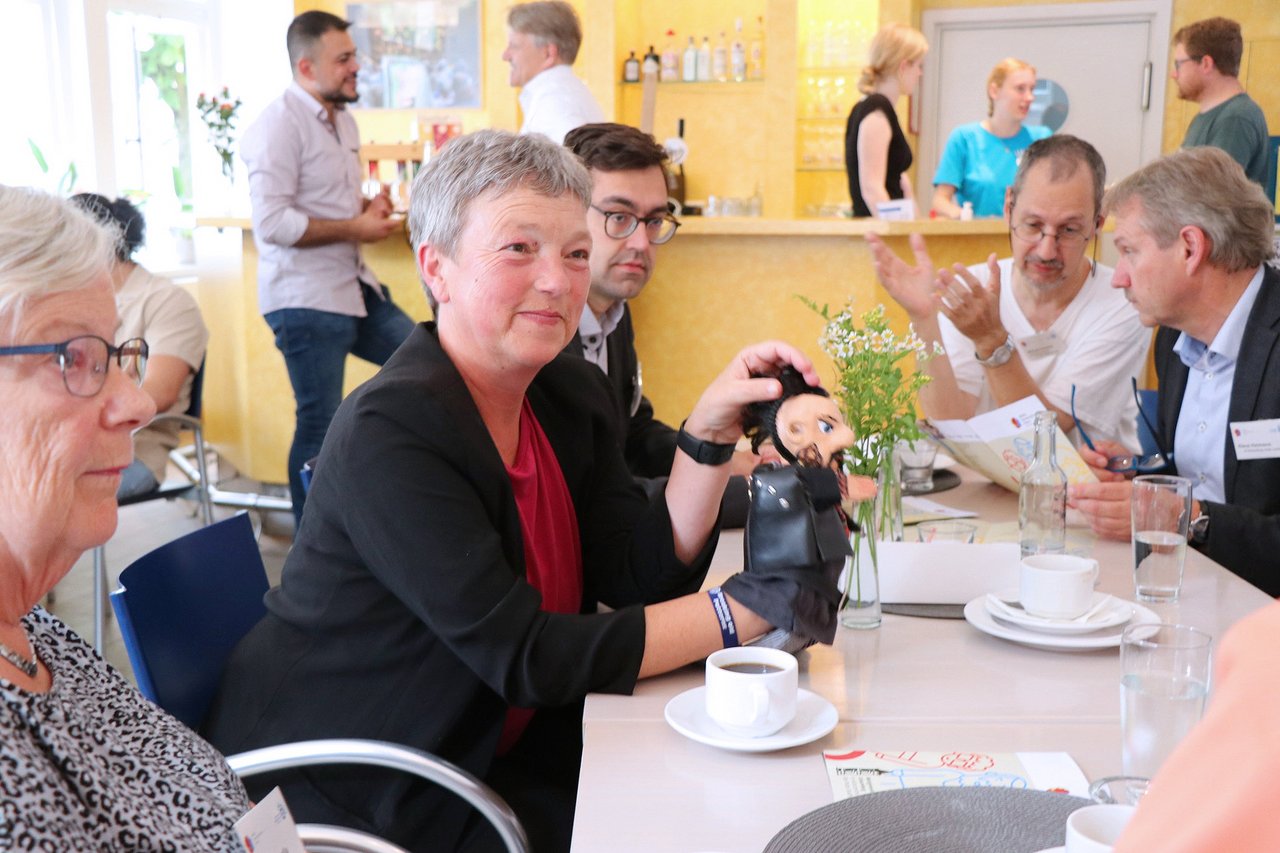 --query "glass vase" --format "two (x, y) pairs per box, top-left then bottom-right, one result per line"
(840, 446), (903, 629)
